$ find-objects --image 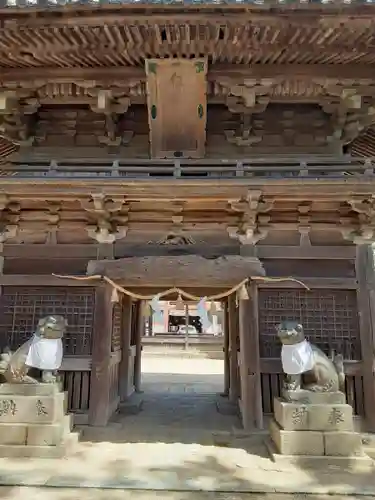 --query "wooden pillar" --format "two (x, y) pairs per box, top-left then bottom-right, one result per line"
(223, 299), (230, 396)
(119, 295), (133, 402)
(88, 284), (113, 426)
(355, 244), (375, 431)
(228, 294), (239, 403)
(238, 282), (263, 431)
(163, 302), (169, 332)
(134, 300), (144, 392)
